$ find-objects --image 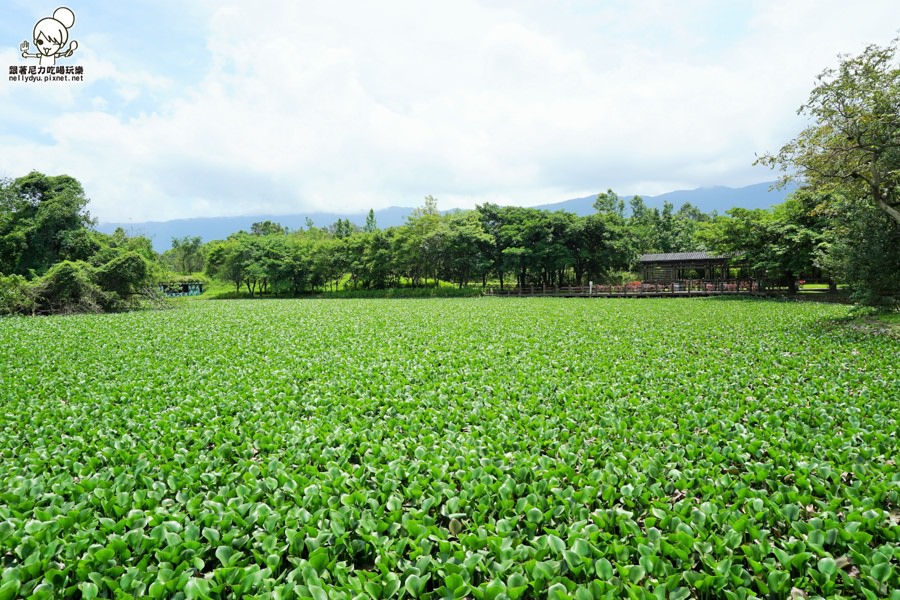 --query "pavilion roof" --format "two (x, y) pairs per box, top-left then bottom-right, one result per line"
(639, 251), (733, 263)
